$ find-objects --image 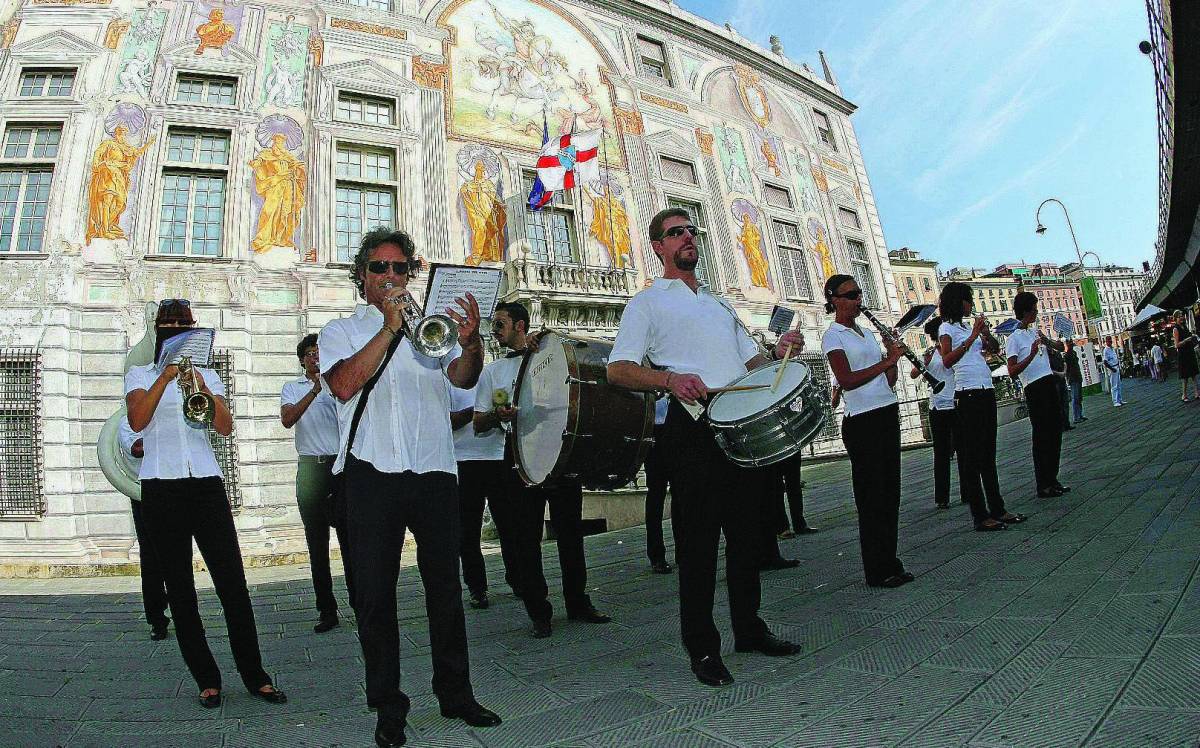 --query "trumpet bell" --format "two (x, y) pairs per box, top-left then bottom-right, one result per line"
(184, 391), (216, 429)
(413, 314), (459, 358)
